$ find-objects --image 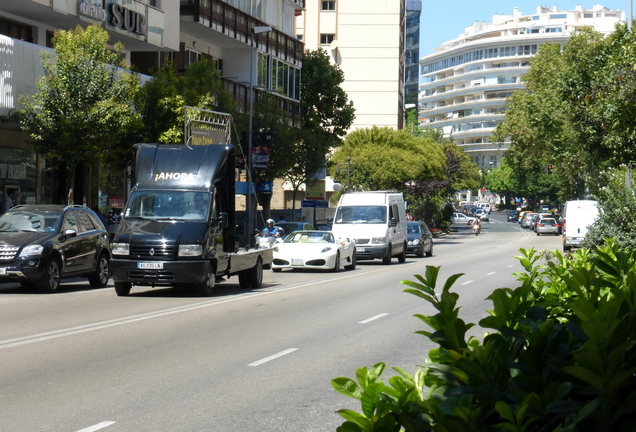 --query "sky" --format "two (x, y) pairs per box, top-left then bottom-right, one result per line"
(419, 1), (630, 57)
